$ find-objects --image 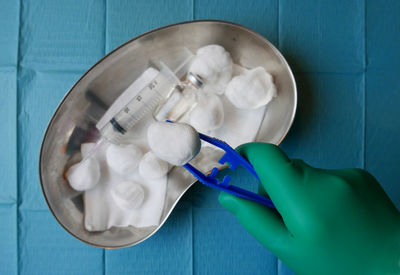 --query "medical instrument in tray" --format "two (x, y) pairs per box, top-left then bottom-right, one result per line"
(183, 133), (275, 208)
